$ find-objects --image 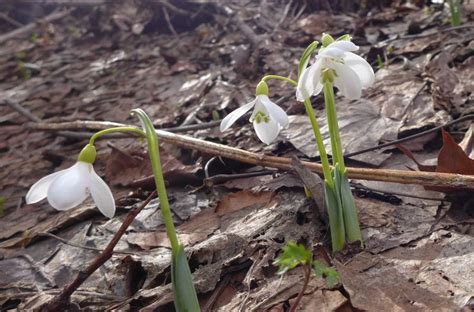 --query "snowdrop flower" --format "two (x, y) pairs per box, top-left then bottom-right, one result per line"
(220, 81), (289, 145)
(26, 144), (115, 218)
(297, 34), (374, 101)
